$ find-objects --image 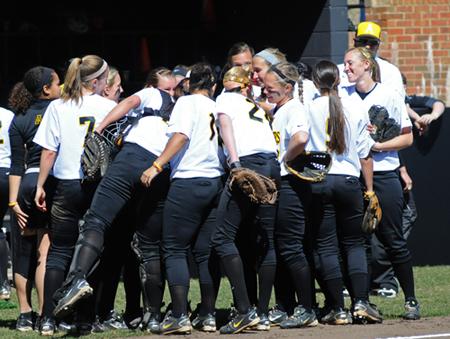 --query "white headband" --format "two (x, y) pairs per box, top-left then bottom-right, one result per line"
(82, 60), (108, 82)
(255, 50), (281, 66)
